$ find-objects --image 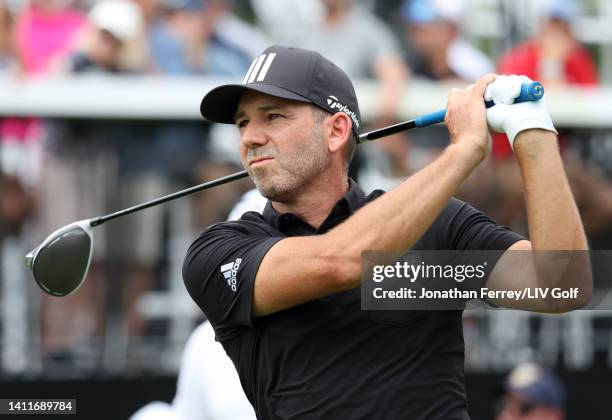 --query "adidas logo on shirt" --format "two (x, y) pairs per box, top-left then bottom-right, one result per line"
(220, 258), (242, 292)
